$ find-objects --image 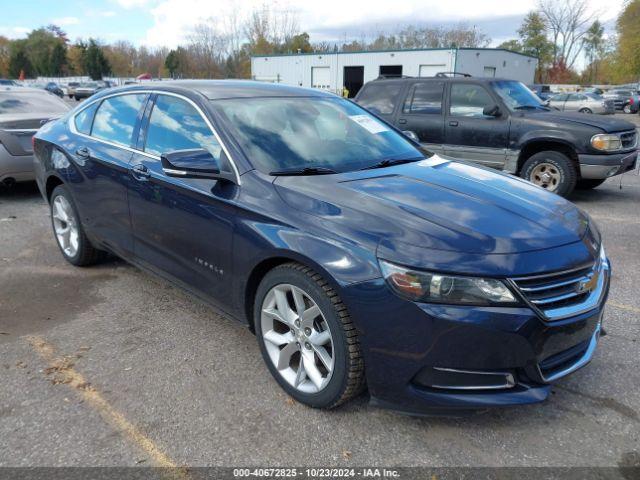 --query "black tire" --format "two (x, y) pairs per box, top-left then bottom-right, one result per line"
(254, 262), (365, 409)
(576, 178), (606, 190)
(520, 150), (578, 197)
(50, 185), (104, 266)
(579, 108), (593, 114)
